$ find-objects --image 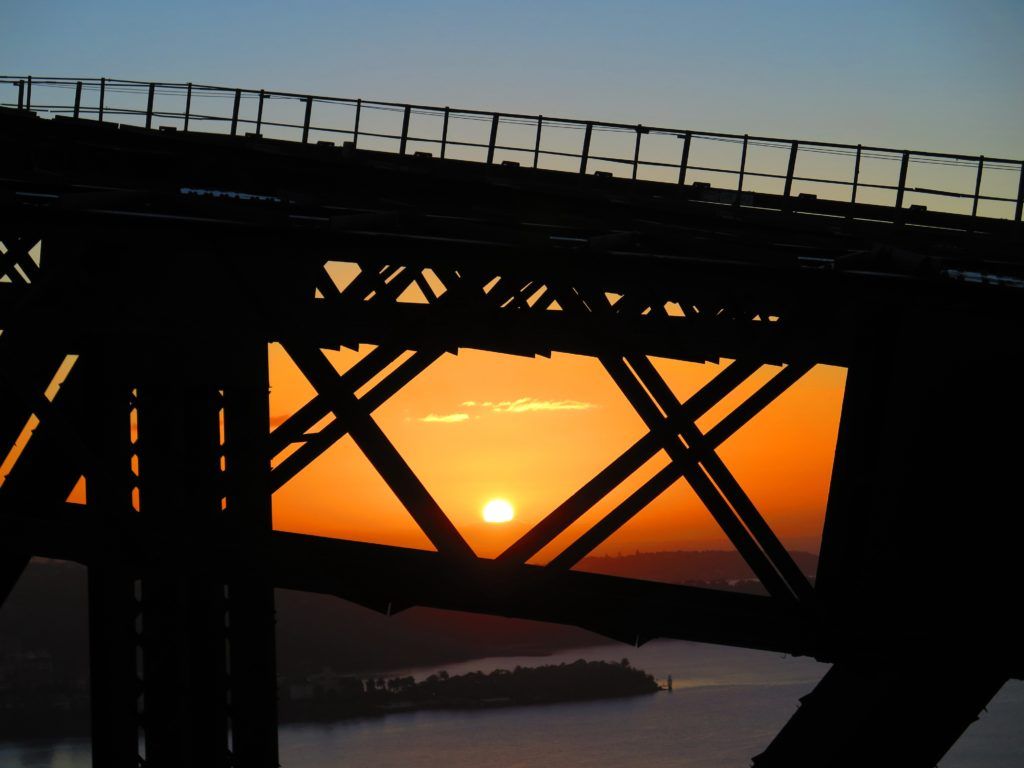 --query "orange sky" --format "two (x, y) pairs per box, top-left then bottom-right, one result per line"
(2, 334), (845, 566)
(269, 343), (846, 562)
